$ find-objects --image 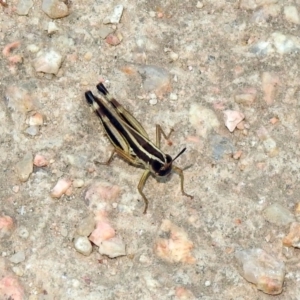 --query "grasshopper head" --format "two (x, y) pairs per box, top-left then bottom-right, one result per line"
(151, 148), (186, 177)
